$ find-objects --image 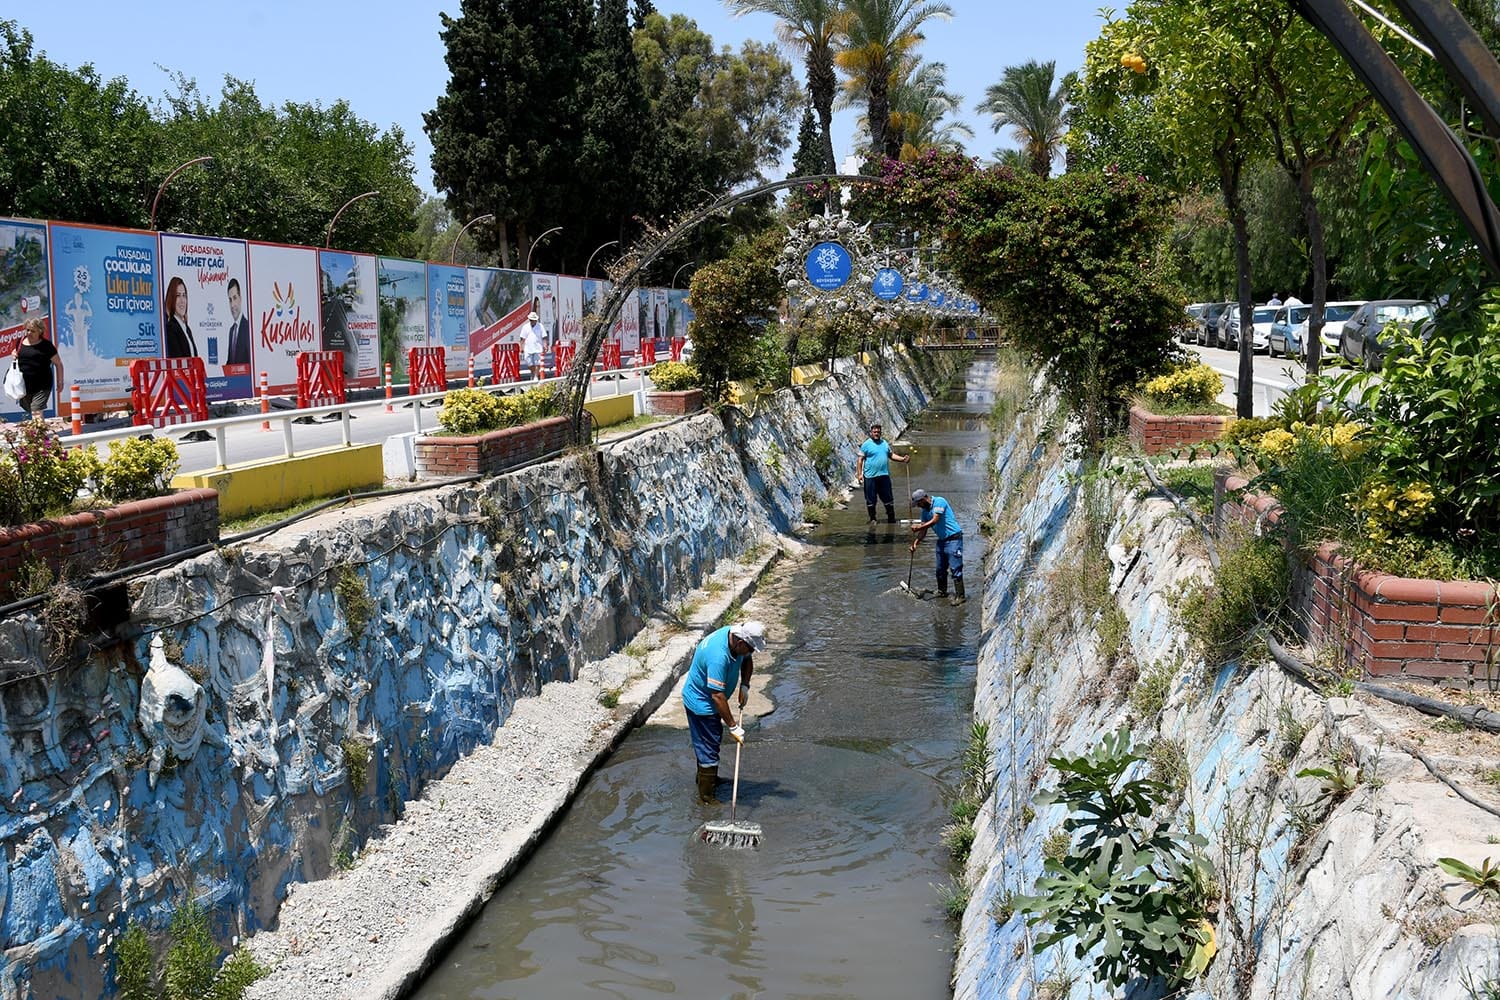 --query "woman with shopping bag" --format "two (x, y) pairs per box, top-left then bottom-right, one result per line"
(7, 318), (65, 420)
